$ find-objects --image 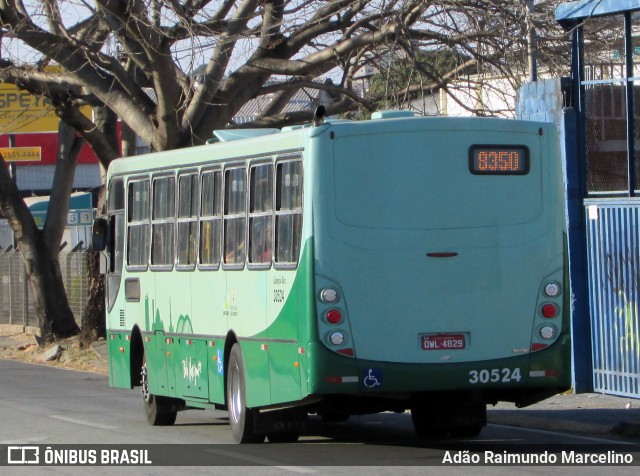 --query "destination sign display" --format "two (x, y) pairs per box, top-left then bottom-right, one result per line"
(469, 145), (529, 175)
